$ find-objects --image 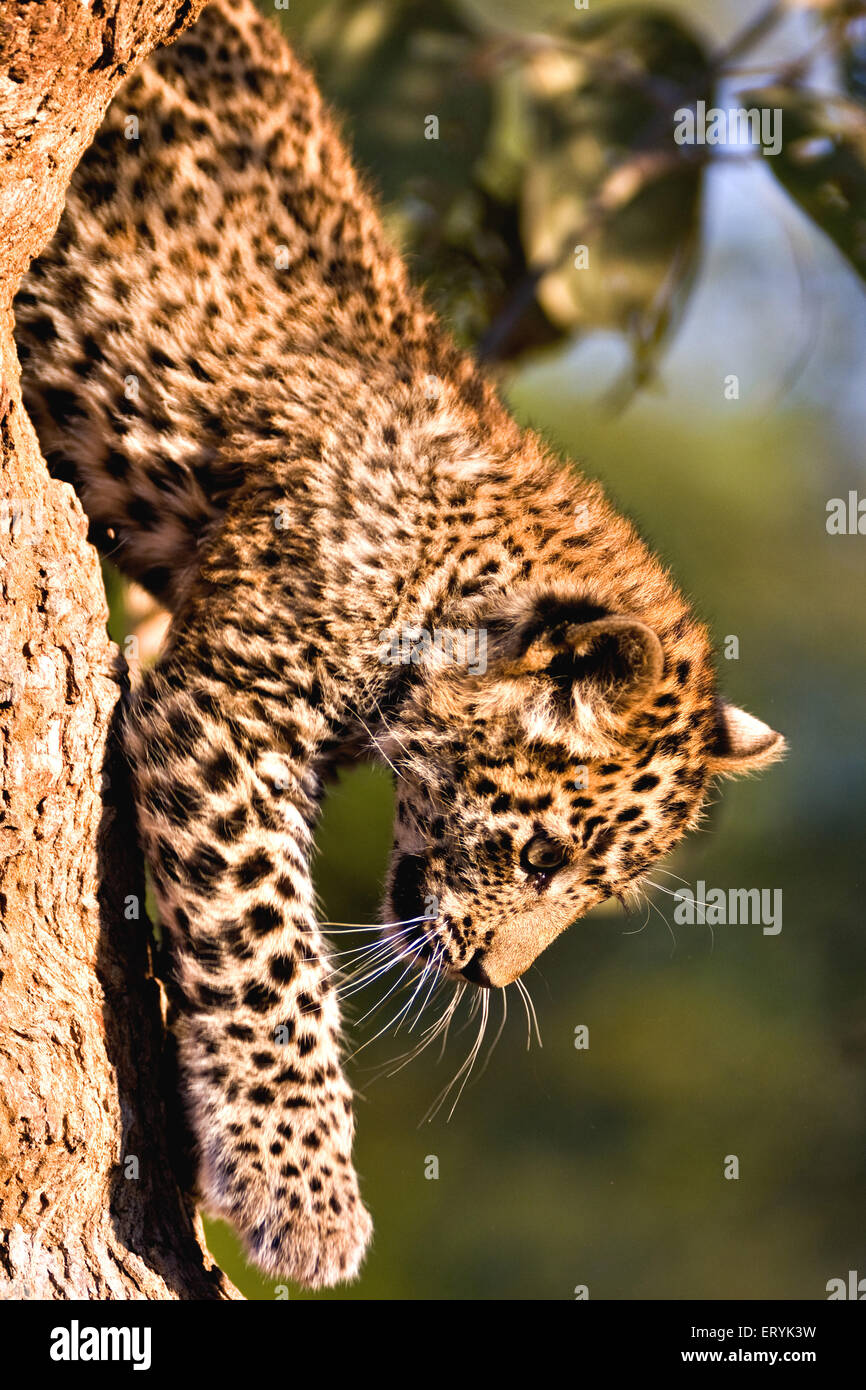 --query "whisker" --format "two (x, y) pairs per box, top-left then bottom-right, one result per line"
(339, 934), (426, 1002)
(515, 977), (543, 1049)
(354, 971), (432, 1054)
(423, 988), (490, 1124)
(621, 891), (652, 937)
(651, 866), (692, 887)
(642, 878), (687, 901)
(337, 939), (403, 985)
(337, 928), (424, 992)
(338, 953), (406, 1000)
(345, 938), (431, 1050)
(368, 976), (455, 1082)
(644, 875), (715, 957)
(641, 876), (716, 954)
(354, 710), (404, 781)
(324, 925), (416, 963)
(514, 977), (533, 1050)
(646, 892), (678, 958)
(319, 915), (433, 932)
(407, 950), (445, 1033)
(475, 988), (508, 1082)
(437, 984), (465, 1060)
(394, 946), (440, 1035)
